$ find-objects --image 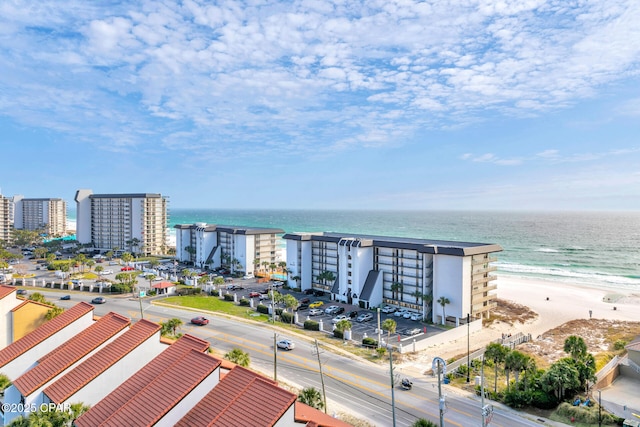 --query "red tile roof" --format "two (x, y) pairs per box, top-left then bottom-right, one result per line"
(97, 350), (221, 427)
(43, 319), (161, 404)
(152, 281), (175, 289)
(75, 334), (210, 427)
(0, 302), (94, 369)
(0, 285), (16, 299)
(12, 312), (130, 396)
(294, 402), (353, 427)
(176, 366), (297, 427)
